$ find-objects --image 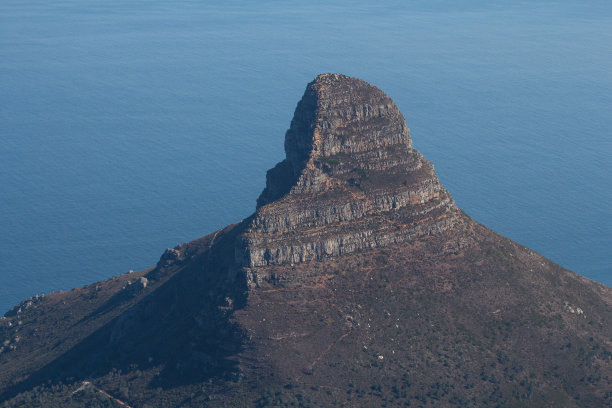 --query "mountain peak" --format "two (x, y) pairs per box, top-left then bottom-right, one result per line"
(258, 74), (413, 209)
(1, 75), (611, 408)
(241, 74), (457, 273)
(257, 74), (412, 208)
